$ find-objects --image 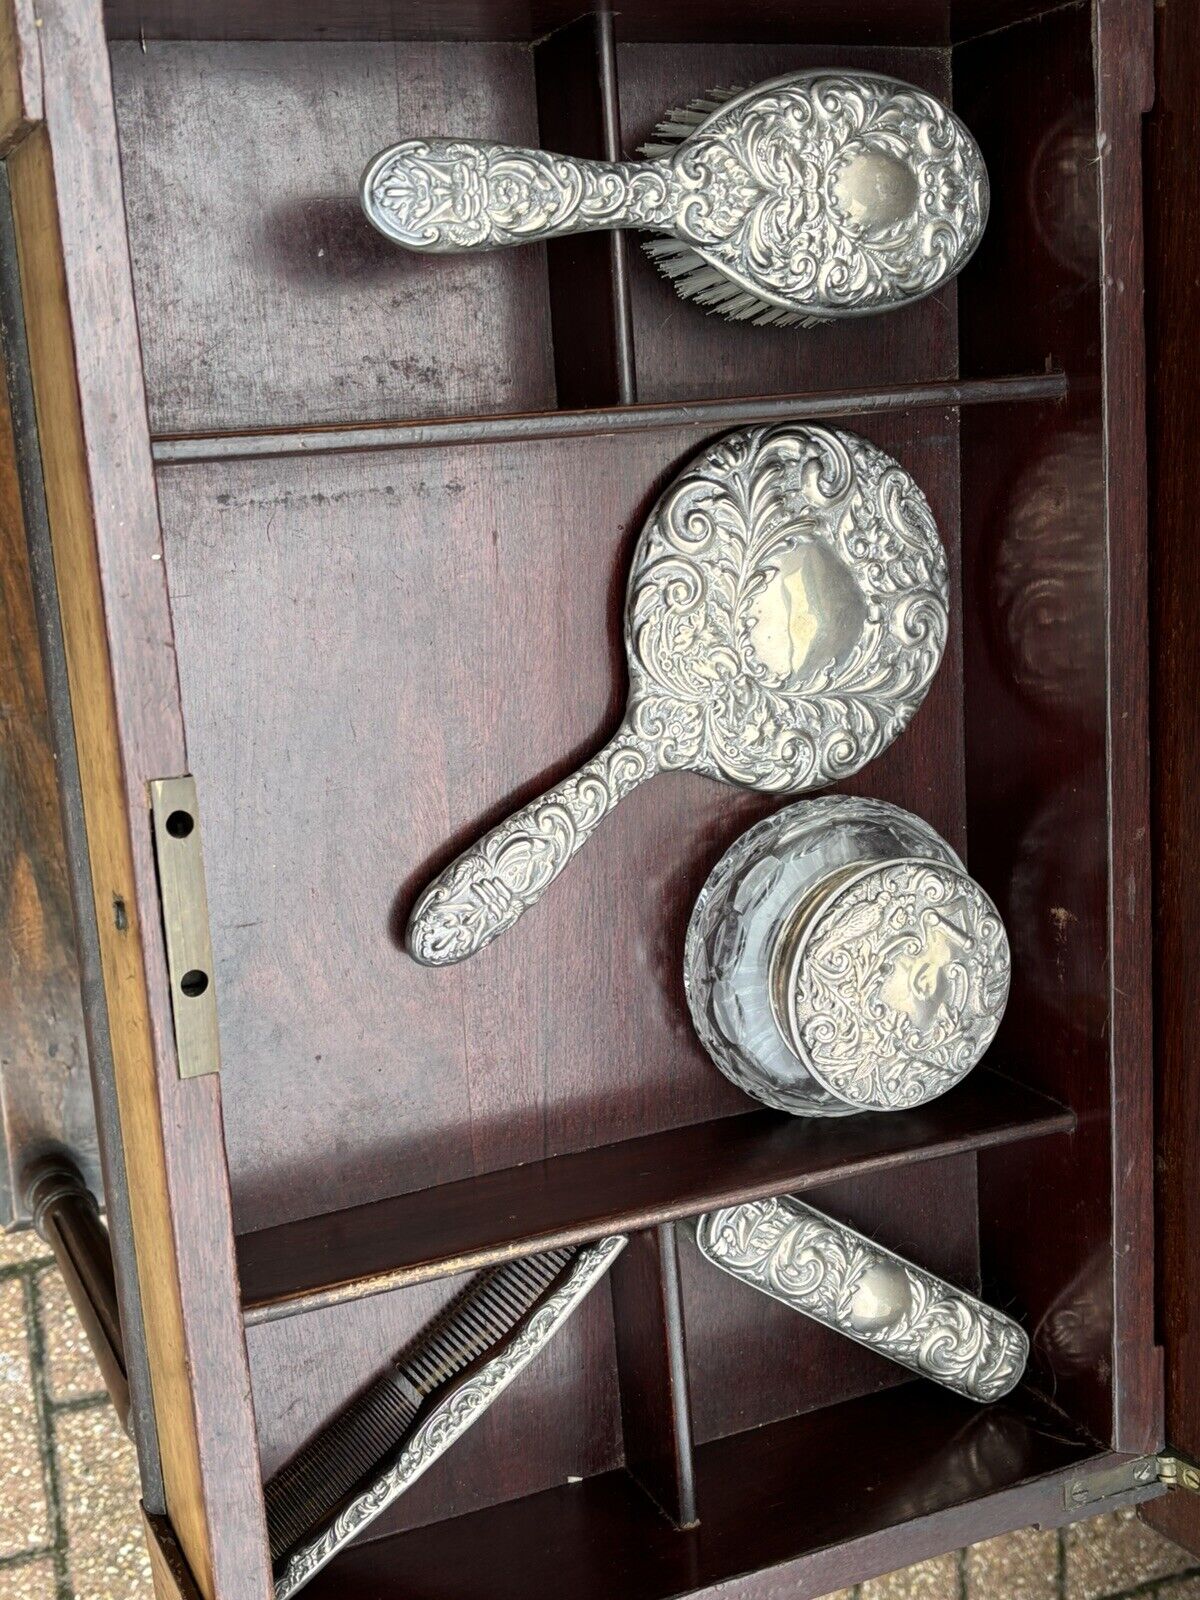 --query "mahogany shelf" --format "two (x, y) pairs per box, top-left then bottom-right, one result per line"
(236, 1069), (1074, 1325)
(149, 371), (1067, 465)
(297, 1383), (1105, 1600)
